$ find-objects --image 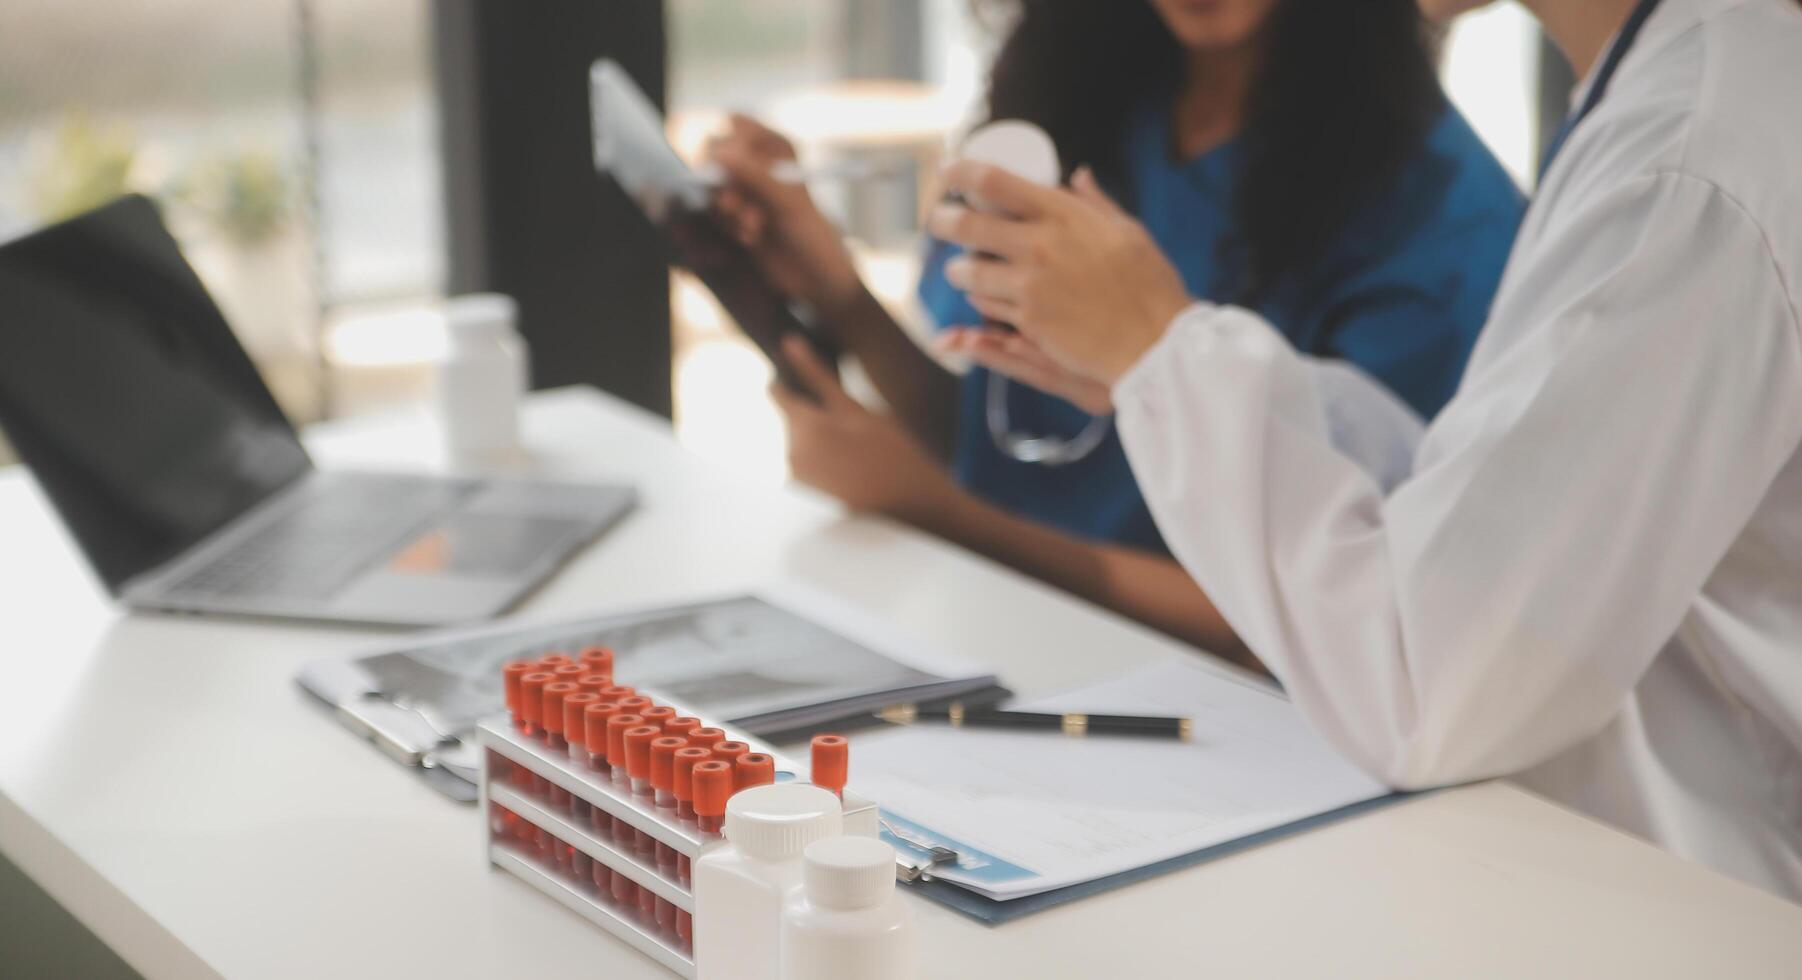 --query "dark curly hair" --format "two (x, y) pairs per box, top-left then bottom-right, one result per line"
(979, 0), (1445, 305)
